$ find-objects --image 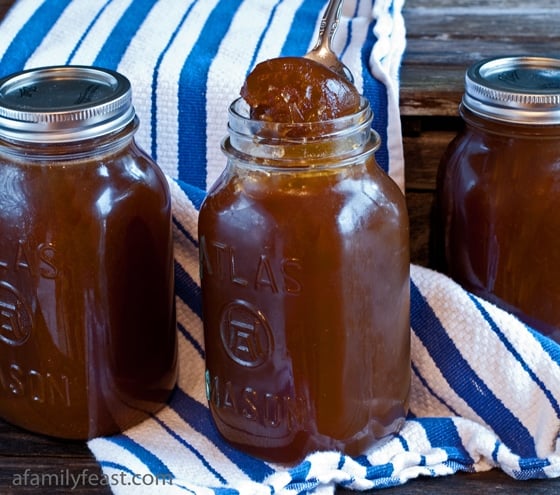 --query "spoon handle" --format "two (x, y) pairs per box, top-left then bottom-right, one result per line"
(313, 0), (344, 52)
